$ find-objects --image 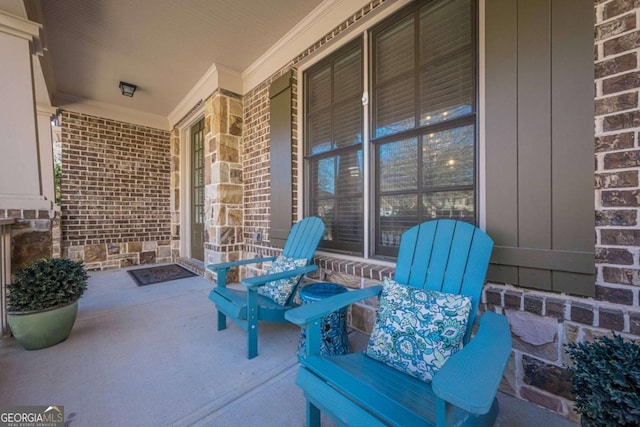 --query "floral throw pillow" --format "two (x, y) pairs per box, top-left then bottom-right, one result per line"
(257, 255), (308, 305)
(365, 277), (472, 383)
